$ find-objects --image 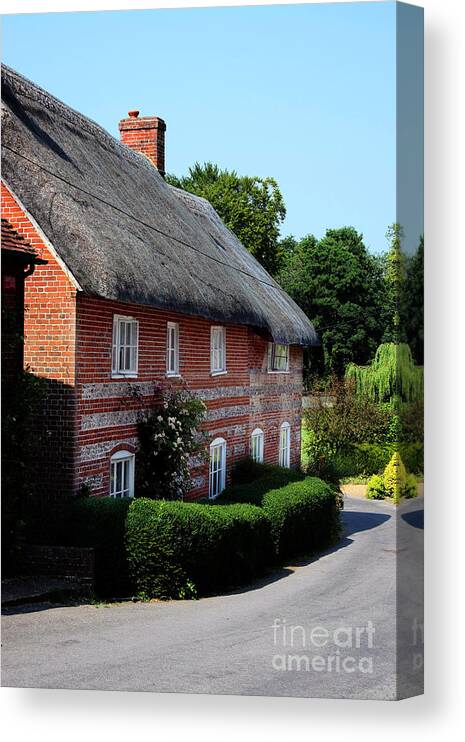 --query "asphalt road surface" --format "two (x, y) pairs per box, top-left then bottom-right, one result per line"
(1, 495), (424, 700)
